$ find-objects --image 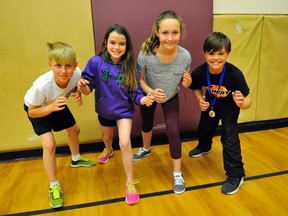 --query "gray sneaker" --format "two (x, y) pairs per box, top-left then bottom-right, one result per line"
(173, 174), (186, 194)
(133, 148), (151, 161)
